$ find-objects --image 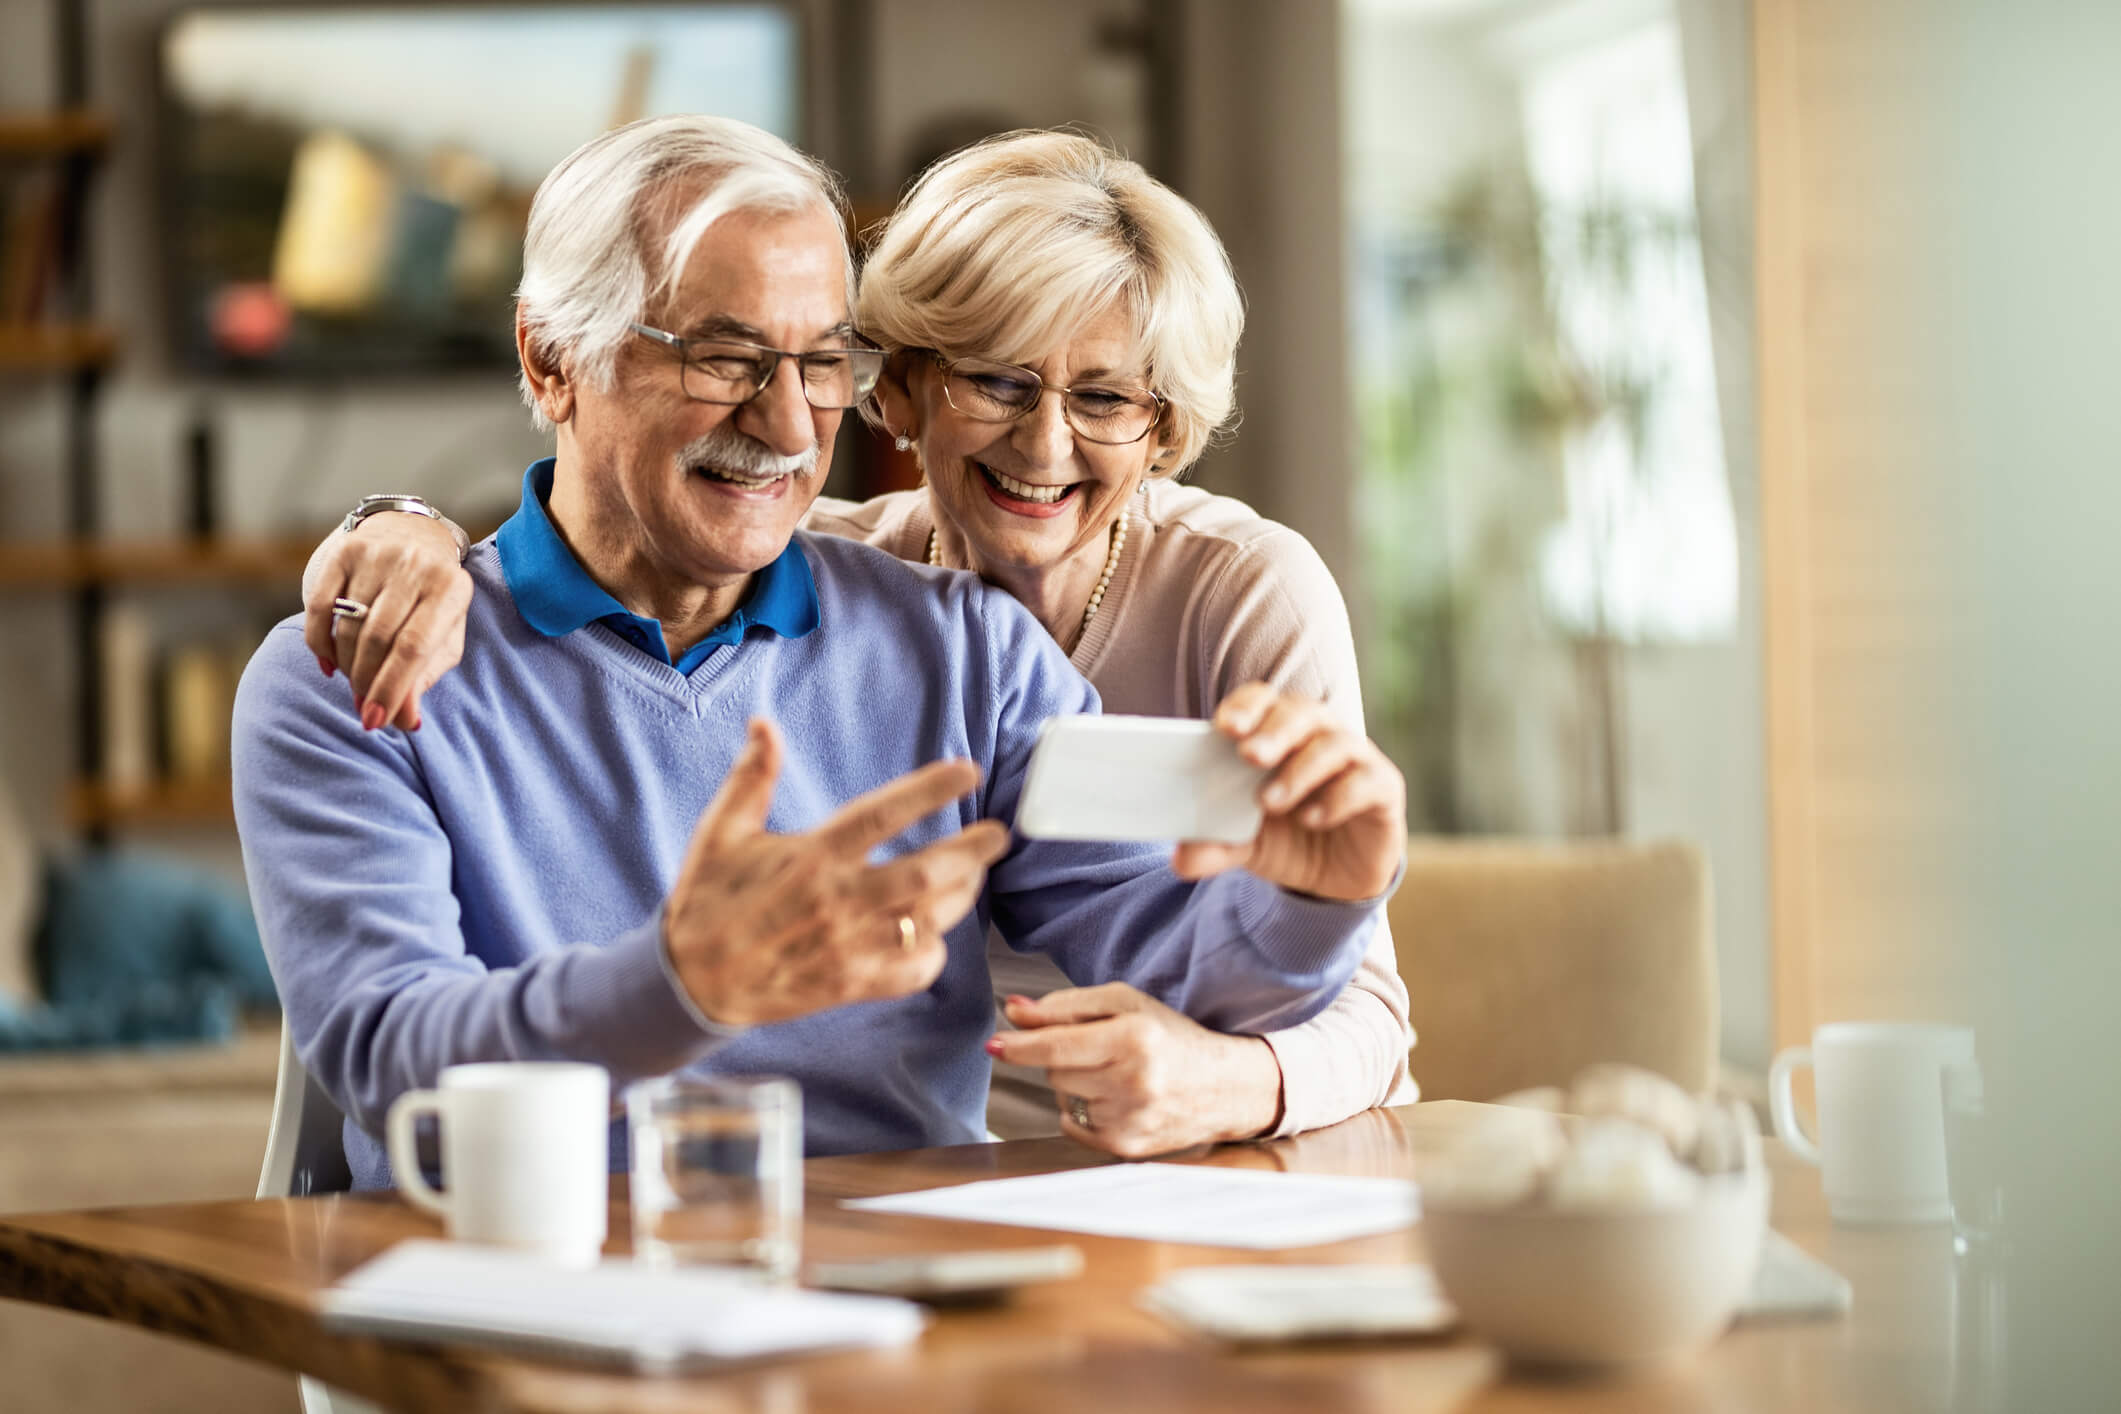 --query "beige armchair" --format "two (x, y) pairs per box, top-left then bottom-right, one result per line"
(1391, 838), (1717, 1102)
